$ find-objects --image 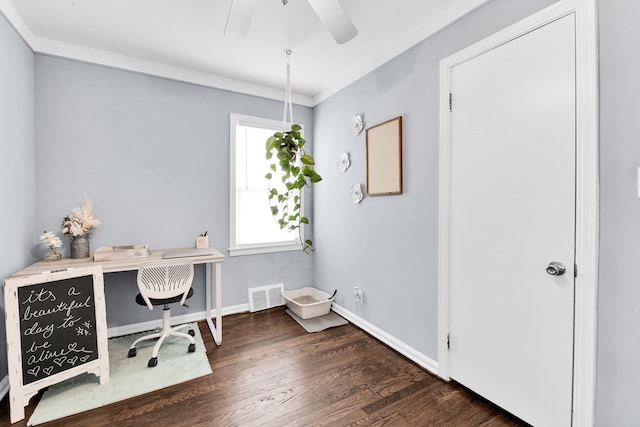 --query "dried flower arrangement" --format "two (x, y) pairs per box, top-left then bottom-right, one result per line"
(40, 230), (62, 256)
(61, 194), (101, 237)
